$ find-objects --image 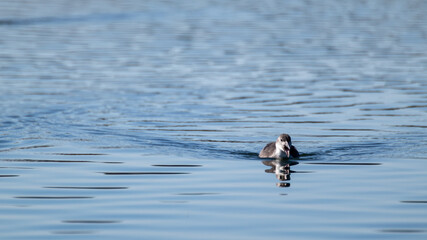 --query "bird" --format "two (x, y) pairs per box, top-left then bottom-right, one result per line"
(259, 133), (299, 159)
